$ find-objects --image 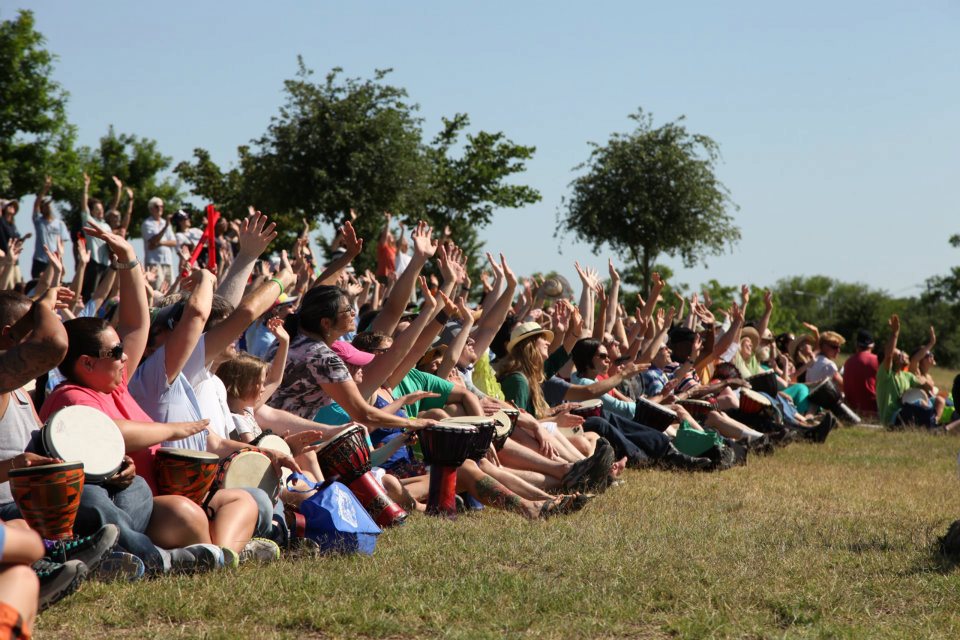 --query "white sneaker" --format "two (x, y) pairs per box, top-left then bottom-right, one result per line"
(239, 538), (281, 564)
